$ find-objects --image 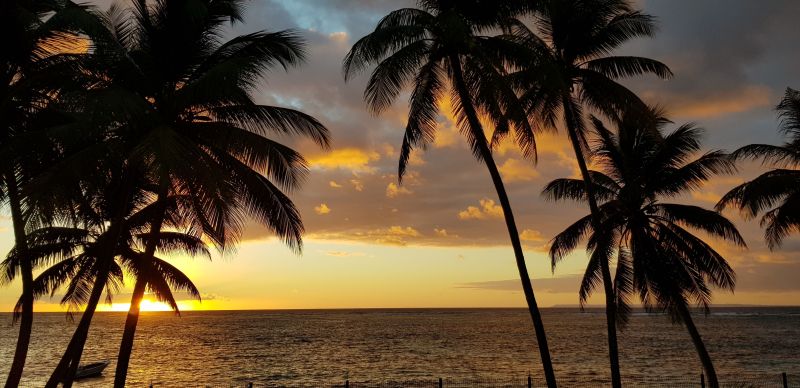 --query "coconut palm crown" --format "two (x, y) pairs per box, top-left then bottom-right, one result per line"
(343, 1), (557, 386)
(544, 108), (744, 388)
(503, 1), (673, 386)
(718, 87), (800, 249)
